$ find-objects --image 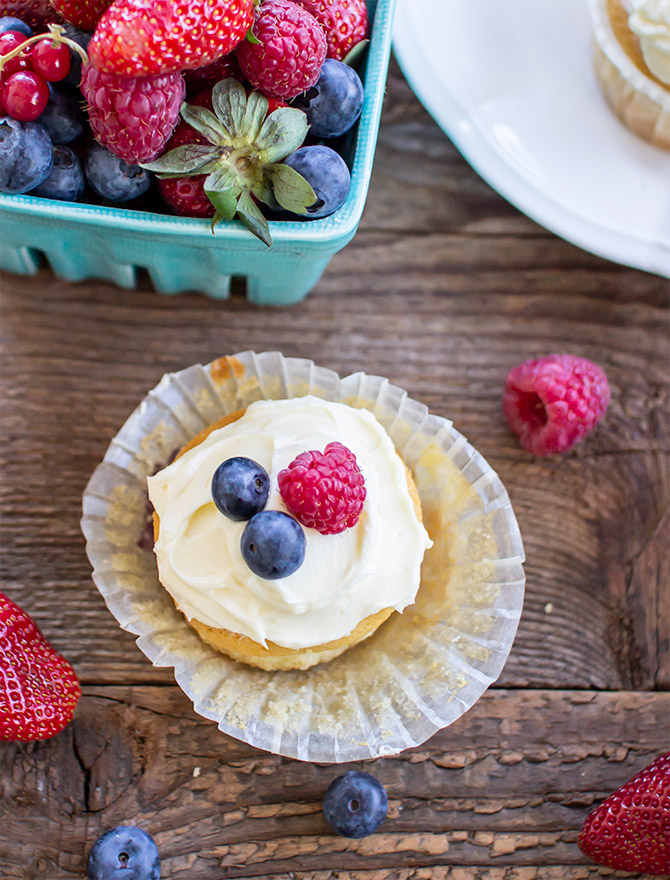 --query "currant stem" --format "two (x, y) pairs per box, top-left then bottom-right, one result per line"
(0, 23), (89, 73)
